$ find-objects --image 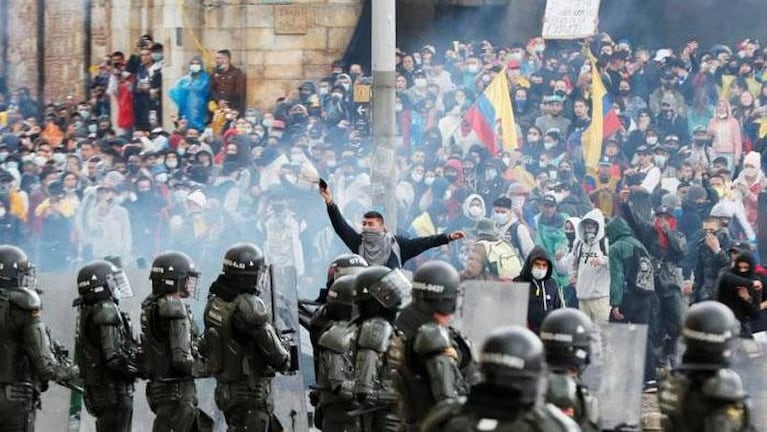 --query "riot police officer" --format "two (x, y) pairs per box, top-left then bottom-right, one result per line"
(351, 265), (410, 432)
(659, 301), (754, 431)
(0, 245), (79, 431)
(74, 260), (139, 432)
(540, 308), (599, 432)
(141, 250), (210, 431)
(315, 275), (359, 432)
(203, 243), (291, 431)
(307, 254), (369, 347)
(422, 326), (581, 432)
(392, 260), (477, 432)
